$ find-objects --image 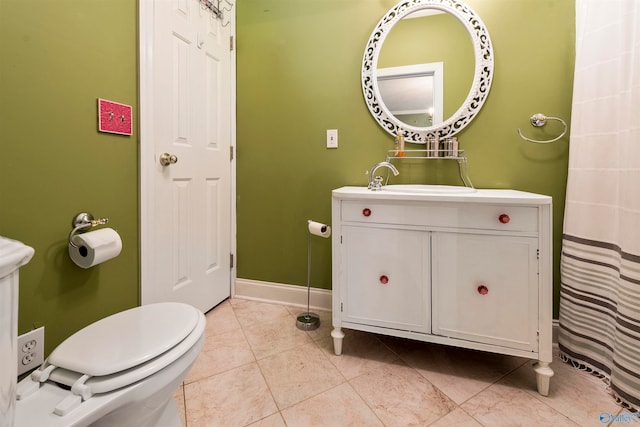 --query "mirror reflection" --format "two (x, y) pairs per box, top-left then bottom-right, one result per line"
(377, 9), (474, 129)
(377, 62), (442, 127)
